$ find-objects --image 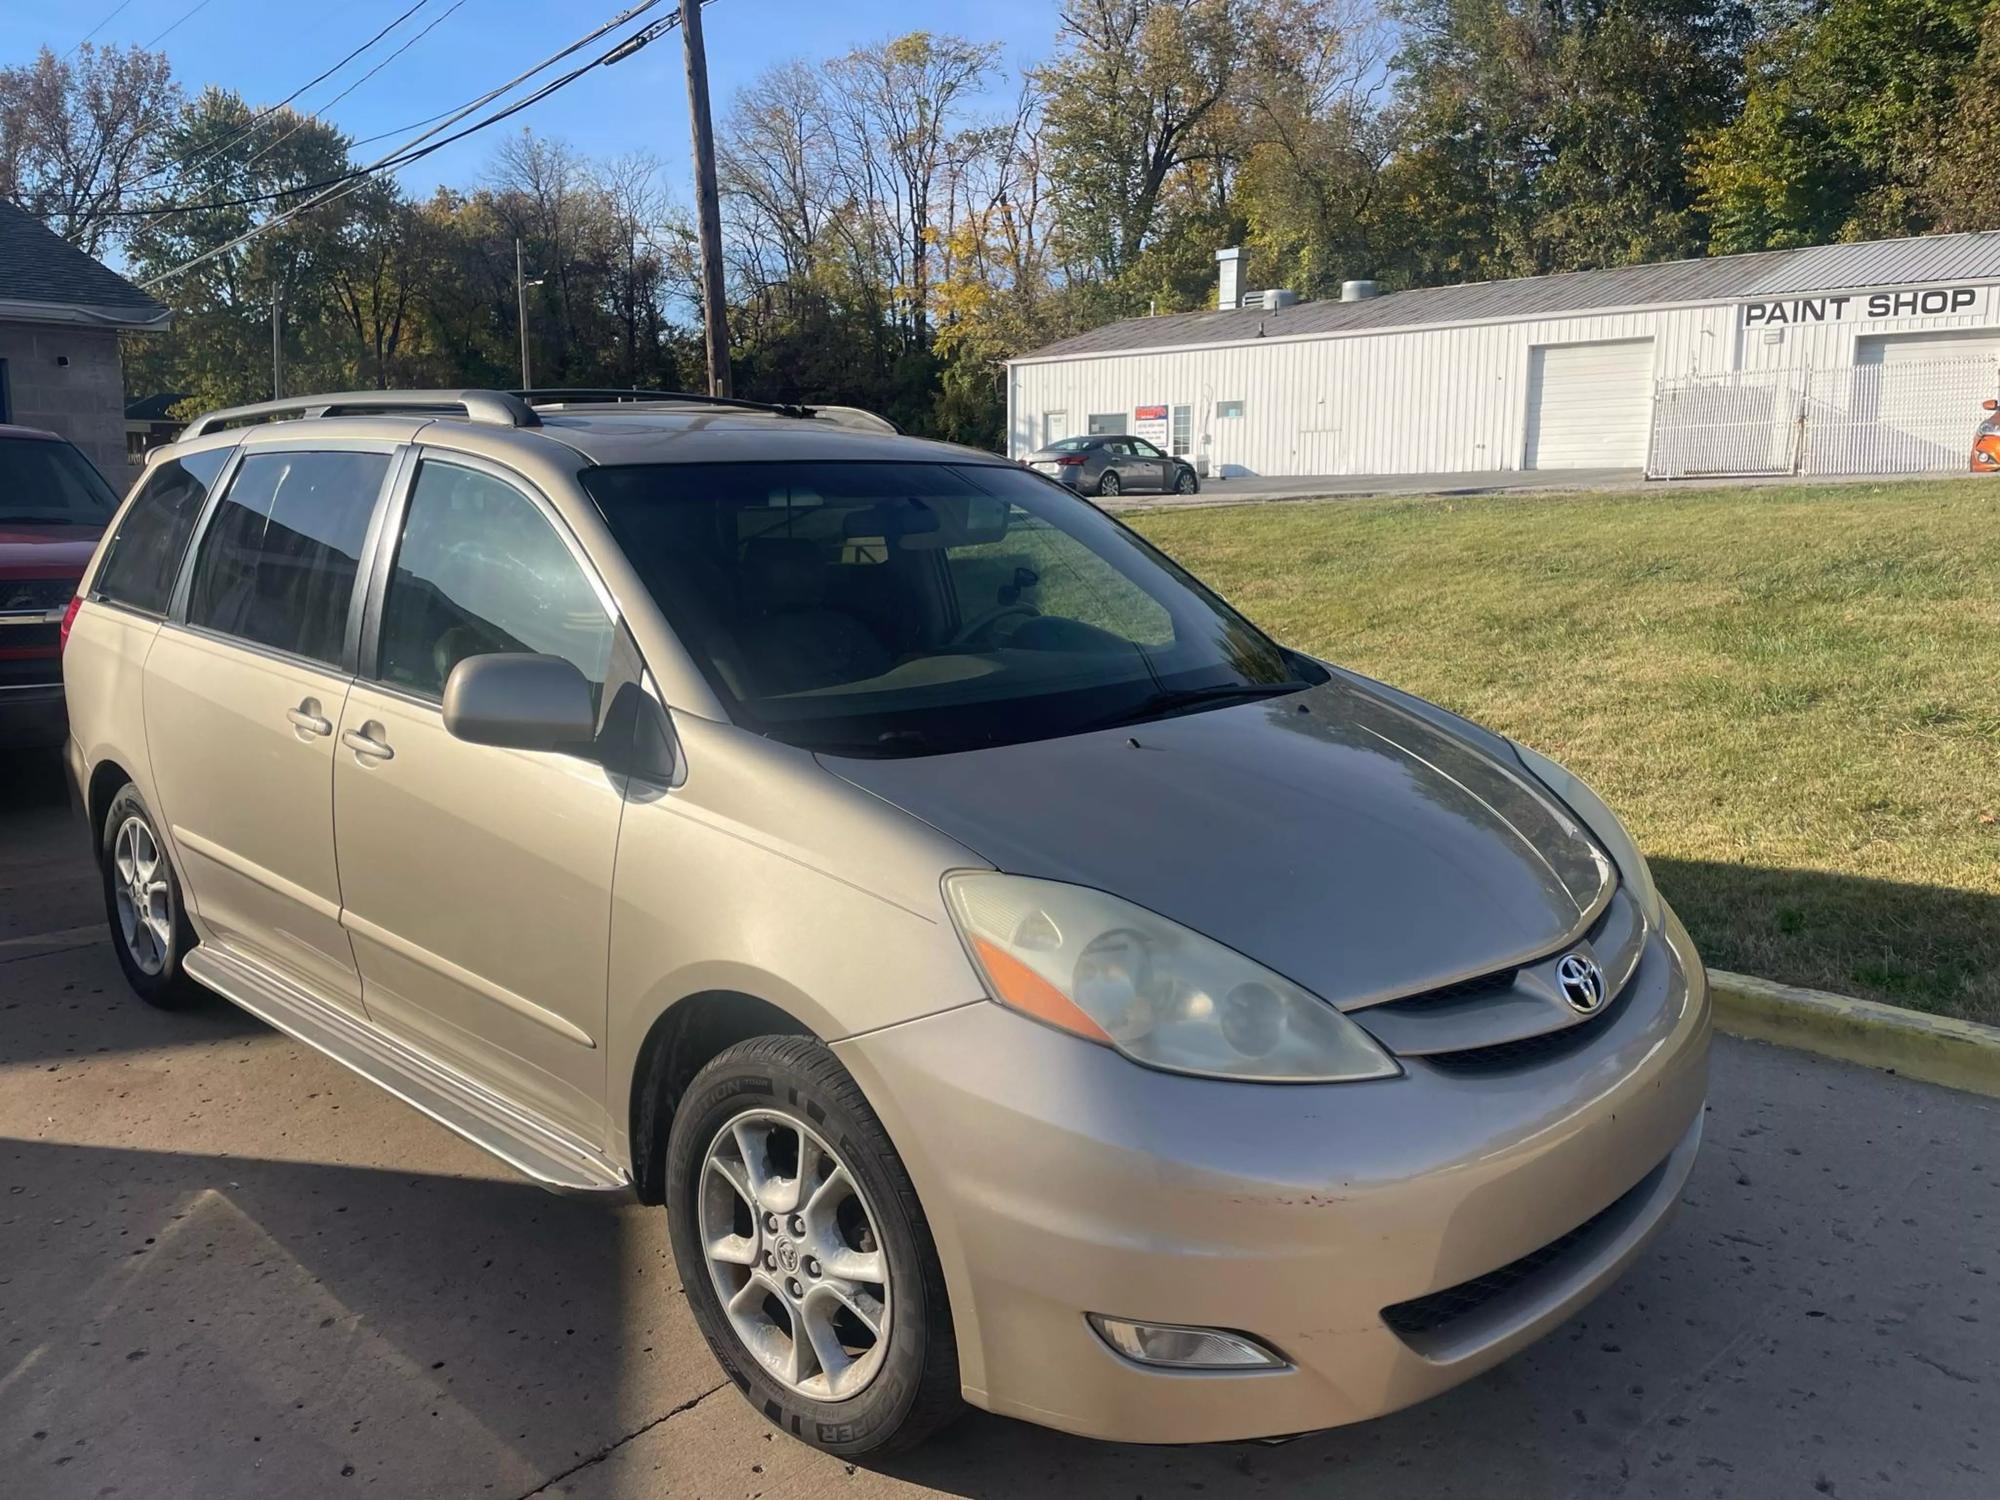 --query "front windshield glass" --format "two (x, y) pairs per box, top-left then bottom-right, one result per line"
(581, 461), (1318, 756)
(0, 436), (118, 525)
